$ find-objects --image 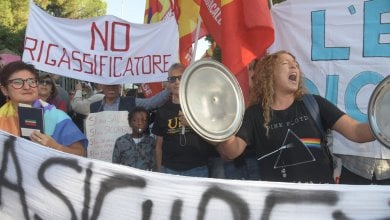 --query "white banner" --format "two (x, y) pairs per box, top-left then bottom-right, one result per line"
(85, 111), (131, 162)
(0, 131), (389, 219)
(22, 1), (179, 84)
(269, 0), (390, 158)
